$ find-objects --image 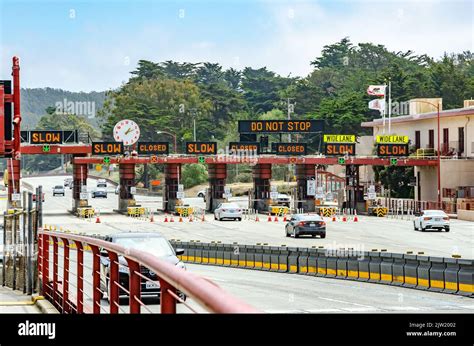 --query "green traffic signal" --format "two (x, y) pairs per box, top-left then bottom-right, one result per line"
(198, 156), (205, 164)
(390, 158), (398, 166)
(103, 156), (110, 164)
(42, 145), (50, 153)
(338, 157), (345, 164)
